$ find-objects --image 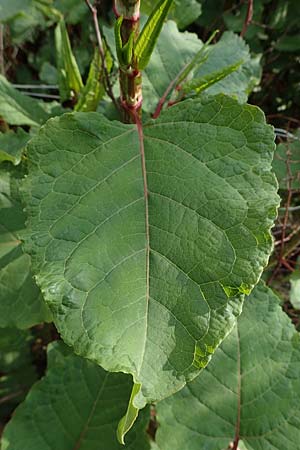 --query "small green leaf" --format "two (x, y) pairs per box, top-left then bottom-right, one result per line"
(182, 60), (243, 94)
(192, 31), (261, 102)
(135, 0), (174, 70)
(114, 17), (135, 68)
(123, 31), (135, 66)
(177, 30), (219, 86)
(115, 16), (125, 66)
(75, 48), (112, 112)
(117, 383), (141, 444)
(55, 17), (83, 102)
